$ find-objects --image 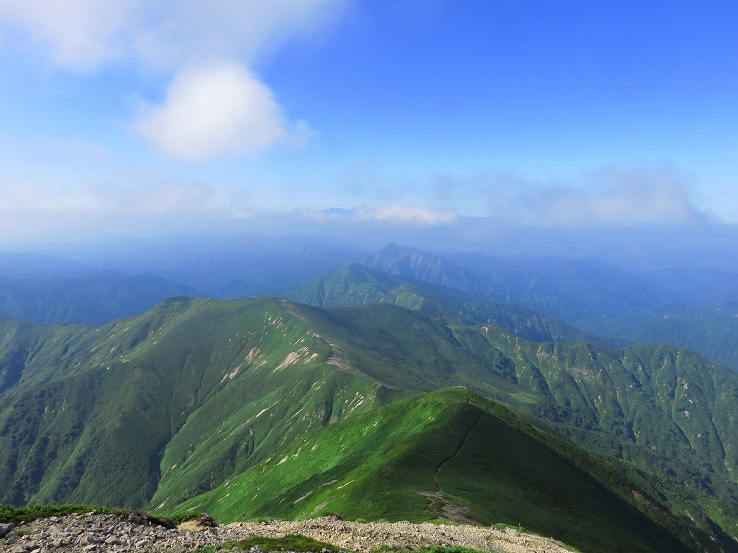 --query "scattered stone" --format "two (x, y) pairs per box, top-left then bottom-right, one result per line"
(120, 510), (177, 529)
(0, 512), (572, 553)
(177, 514), (218, 532)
